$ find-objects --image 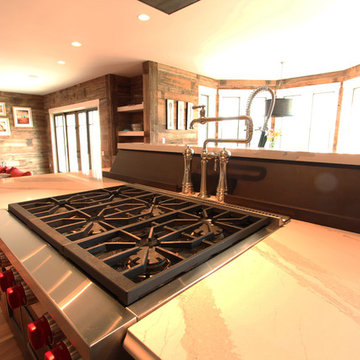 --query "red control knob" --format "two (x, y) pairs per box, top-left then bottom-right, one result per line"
(6, 282), (36, 309)
(0, 269), (15, 292)
(28, 315), (52, 350)
(7, 284), (26, 309)
(0, 268), (21, 292)
(44, 339), (79, 360)
(28, 312), (63, 350)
